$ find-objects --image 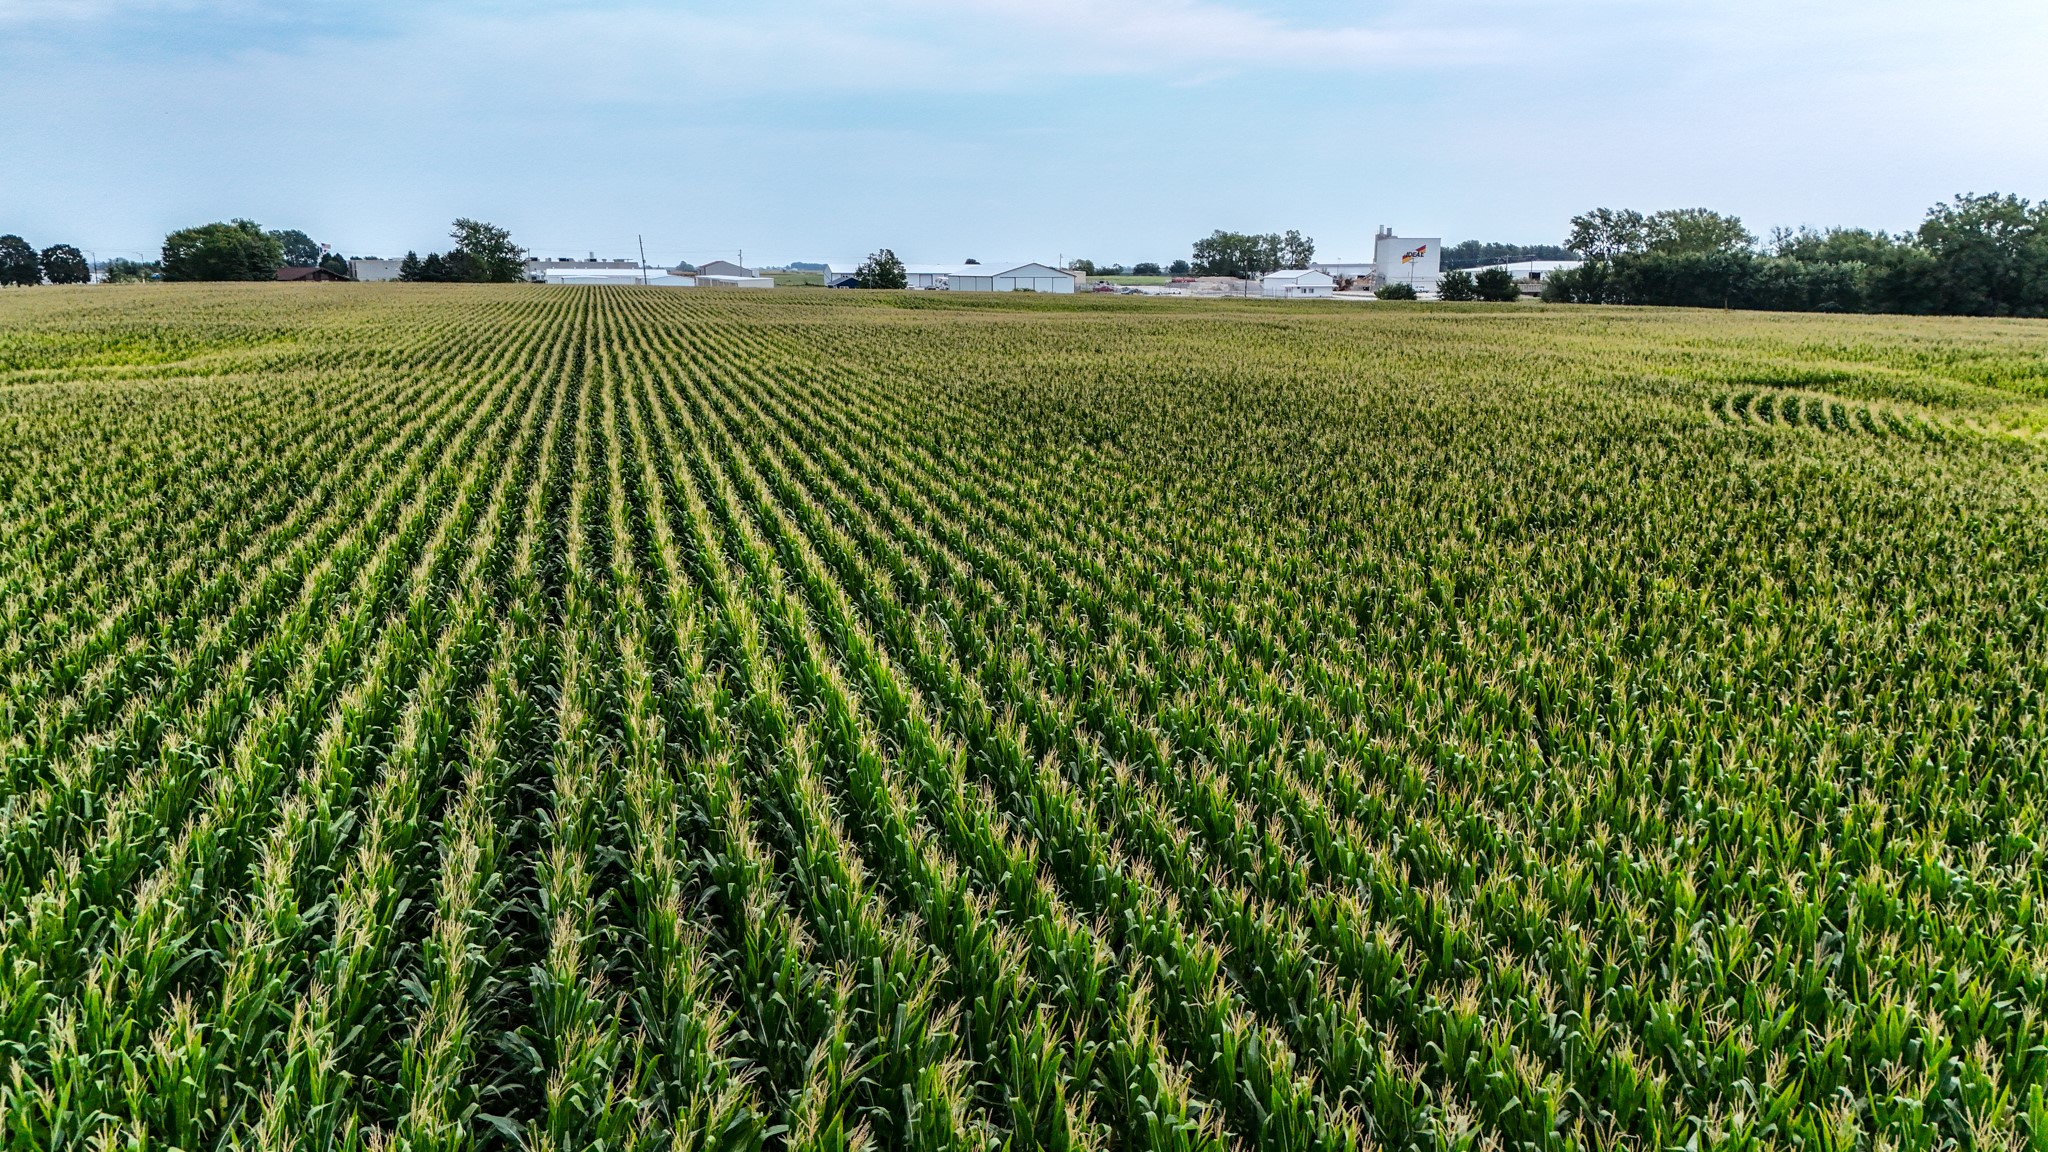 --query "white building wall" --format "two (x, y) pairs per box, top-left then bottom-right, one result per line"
(349, 258), (405, 282)
(1374, 237), (1442, 288)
